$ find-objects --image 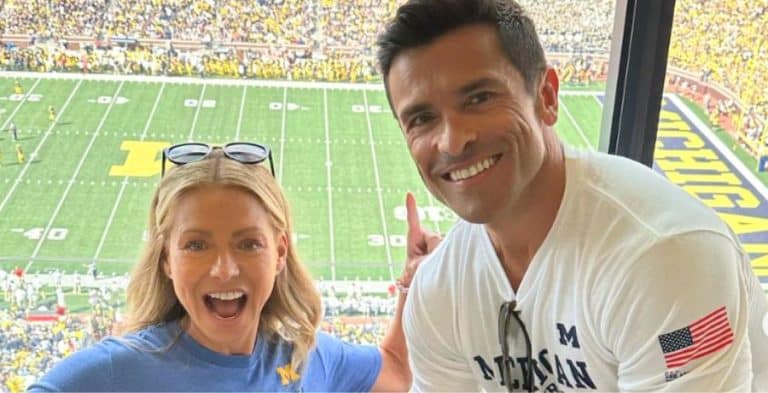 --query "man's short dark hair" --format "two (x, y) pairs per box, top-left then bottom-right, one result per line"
(376, 0), (547, 104)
